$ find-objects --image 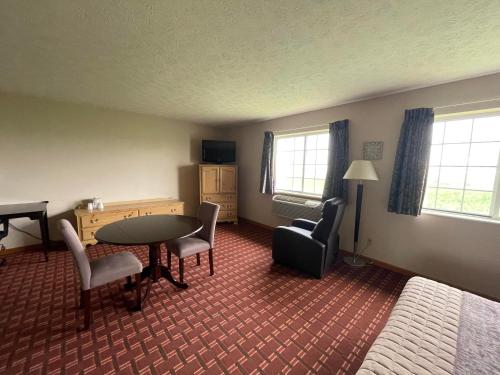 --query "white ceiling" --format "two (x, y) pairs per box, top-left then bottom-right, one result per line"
(1, 1), (500, 126)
